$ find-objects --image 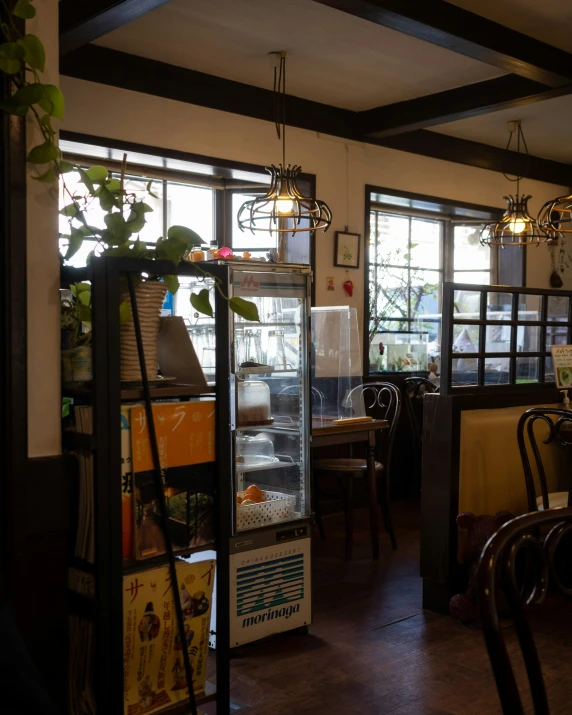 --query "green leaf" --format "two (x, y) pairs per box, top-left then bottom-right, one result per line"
(58, 160), (74, 174)
(105, 178), (122, 193)
(146, 180), (159, 199)
(126, 201), (153, 234)
(60, 202), (78, 217)
(77, 288), (91, 306)
(37, 84), (65, 120)
(155, 236), (186, 264)
(13, 0), (37, 19)
(65, 228), (84, 261)
(0, 98), (28, 114)
(229, 297), (260, 322)
(167, 225), (205, 246)
(163, 274), (179, 294)
(97, 184), (118, 211)
(70, 282), (91, 298)
(76, 303), (92, 326)
(85, 165), (108, 183)
(78, 167), (96, 195)
(12, 83), (43, 106)
(31, 166), (57, 183)
(0, 42), (25, 59)
(104, 212), (131, 244)
(119, 300), (131, 325)
(17, 34), (45, 71)
(190, 289), (213, 318)
(0, 56), (22, 75)
(26, 139), (58, 164)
